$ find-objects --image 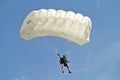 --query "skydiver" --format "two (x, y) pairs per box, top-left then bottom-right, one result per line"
(56, 52), (72, 74)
